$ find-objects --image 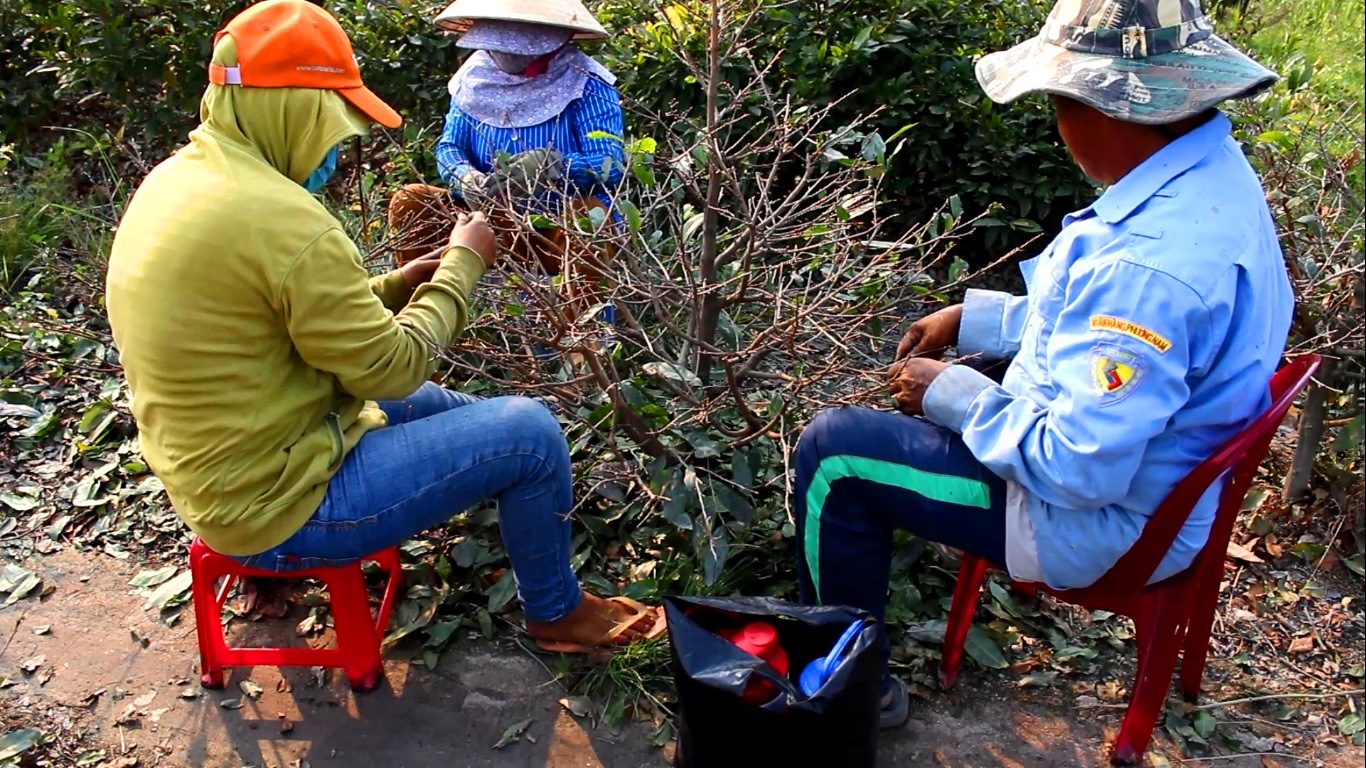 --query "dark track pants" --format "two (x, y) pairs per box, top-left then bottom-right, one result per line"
(793, 406), (1008, 667)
